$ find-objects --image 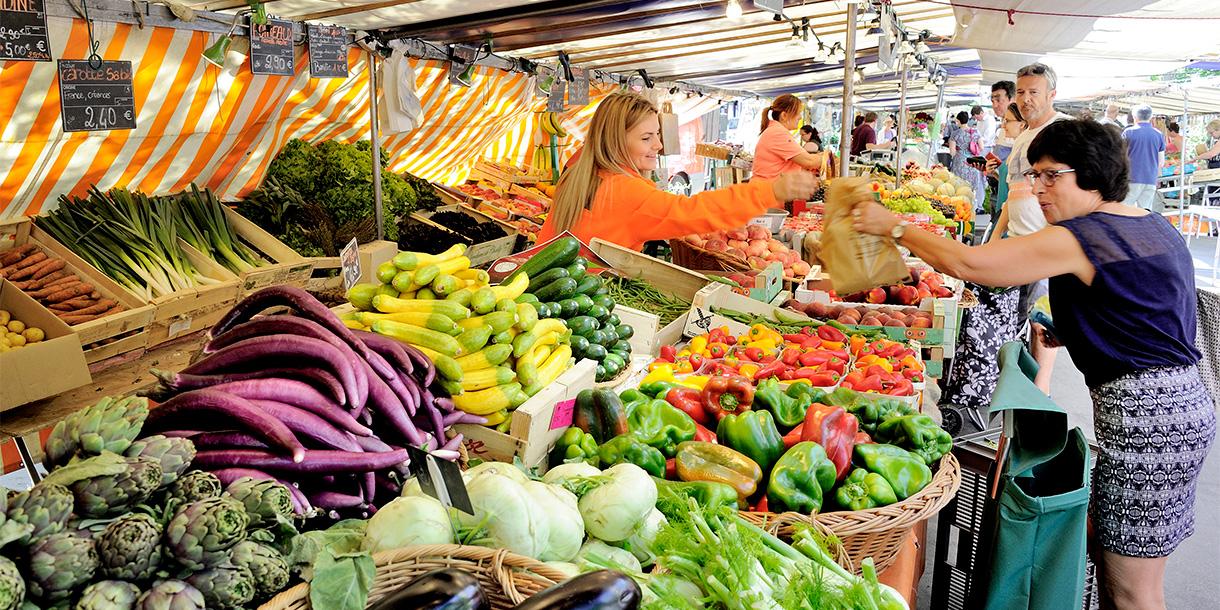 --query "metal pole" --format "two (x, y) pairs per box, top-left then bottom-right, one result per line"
(1179, 87), (1189, 228)
(369, 50), (384, 241)
(927, 80), (946, 167)
(894, 58), (909, 187)
(839, 1), (858, 177)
